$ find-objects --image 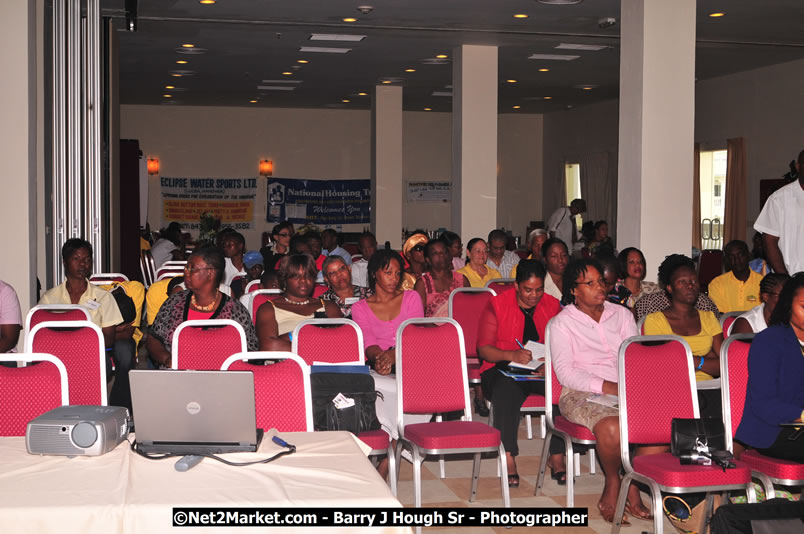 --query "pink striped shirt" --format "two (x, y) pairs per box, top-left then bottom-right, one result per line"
(549, 301), (637, 394)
